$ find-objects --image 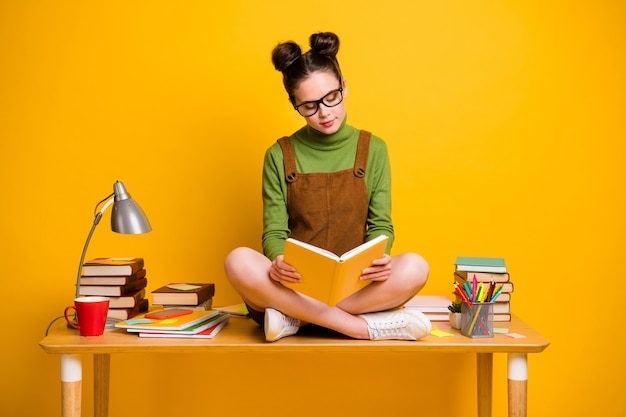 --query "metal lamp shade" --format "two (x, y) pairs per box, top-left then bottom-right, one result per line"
(111, 182), (152, 234)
